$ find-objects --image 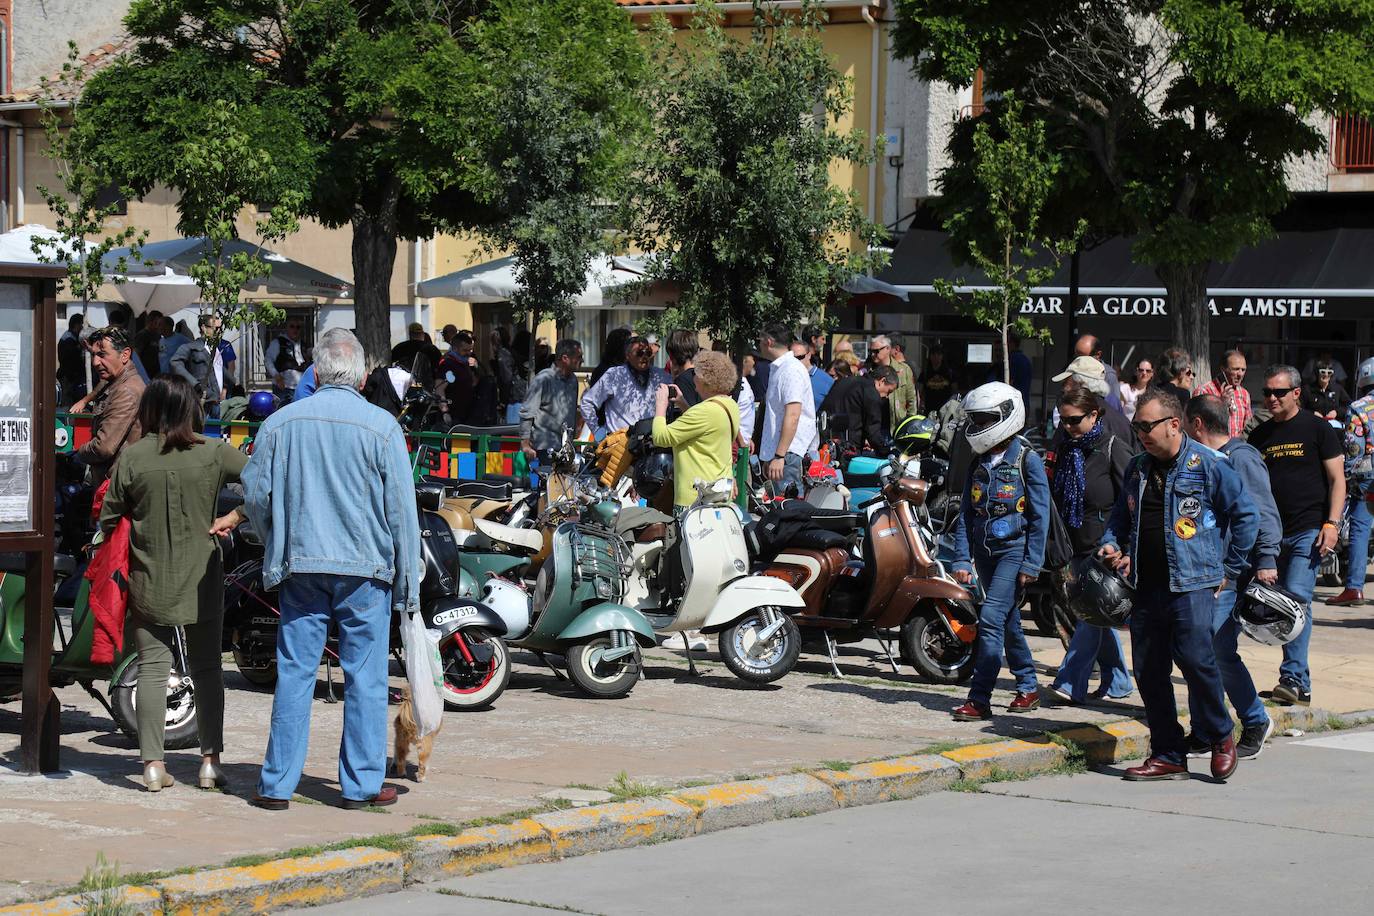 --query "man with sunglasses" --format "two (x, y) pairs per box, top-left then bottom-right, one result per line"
(1247, 365), (1345, 707)
(1099, 388), (1258, 781)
